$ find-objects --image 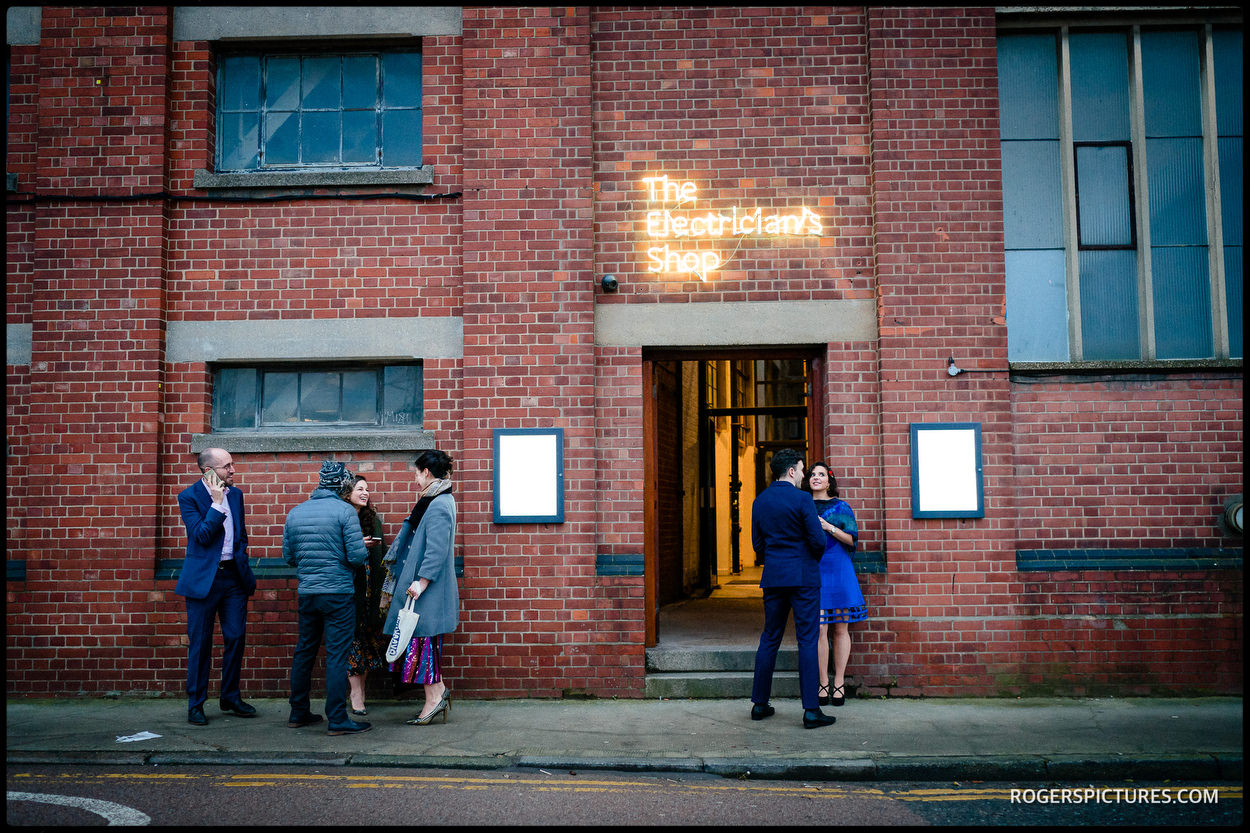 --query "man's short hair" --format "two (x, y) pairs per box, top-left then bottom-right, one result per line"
(769, 448), (804, 480)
